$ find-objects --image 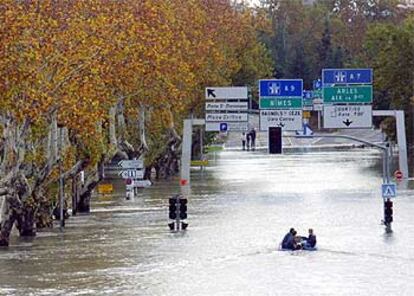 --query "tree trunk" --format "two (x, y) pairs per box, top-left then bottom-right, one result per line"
(17, 205), (36, 237)
(0, 193), (22, 246)
(77, 192), (91, 213)
(0, 212), (17, 246)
